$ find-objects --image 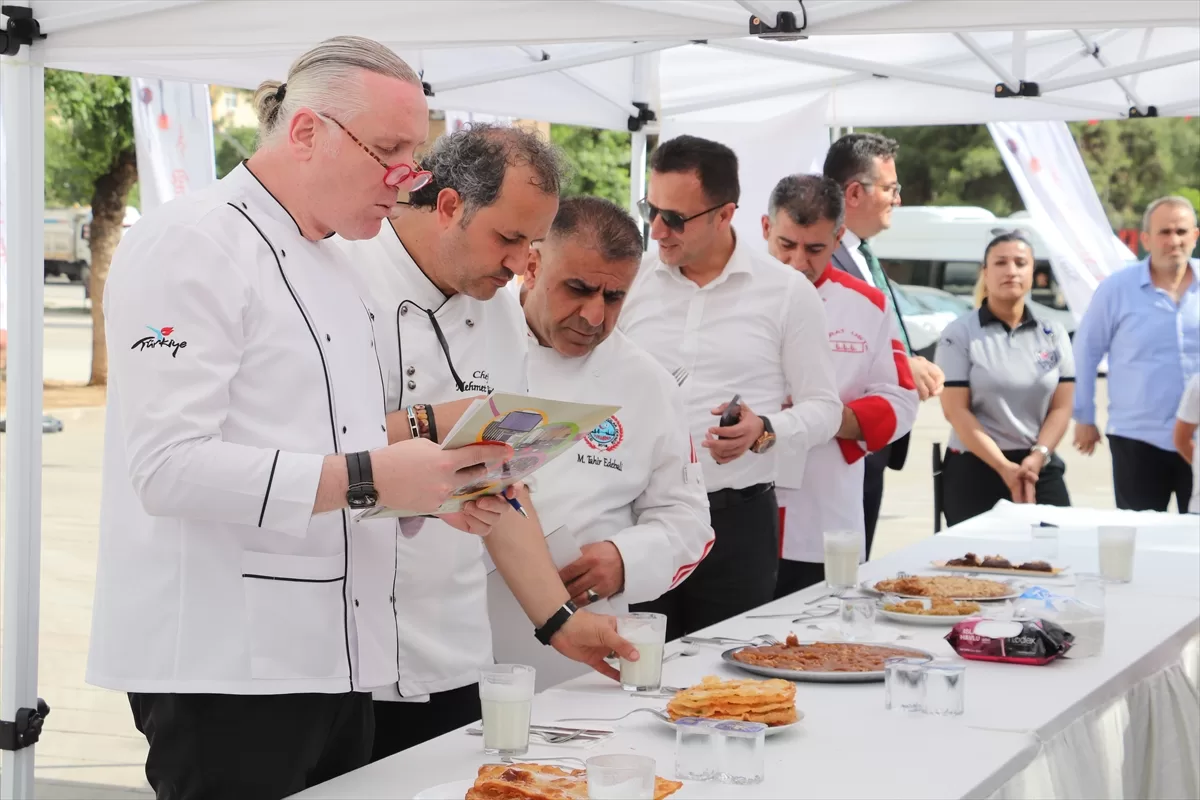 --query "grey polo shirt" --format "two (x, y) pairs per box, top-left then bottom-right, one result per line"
(935, 305), (1075, 452)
